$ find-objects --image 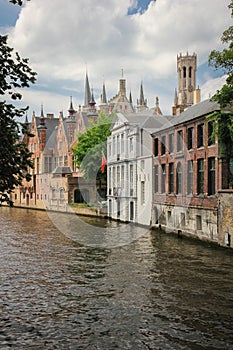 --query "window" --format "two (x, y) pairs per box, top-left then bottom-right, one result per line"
(130, 164), (133, 196)
(154, 138), (158, 156)
(197, 159), (204, 194)
(64, 155), (68, 166)
(187, 127), (194, 149)
(121, 134), (124, 152)
(113, 136), (116, 154)
(161, 164), (166, 193)
(44, 156), (52, 173)
(121, 165), (124, 190)
(183, 66), (186, 78)
(108, 168), (112, 195)
(208, 157), (215, 195)
(117, 166), (120, 187)
(187, 160), (193, 195)
(108, 143), (111, 157)
(208, 121), (214, 146)
(52, 189), (56, 199)
(58, 141), (62, 150)
(176, 162), (182, 195)
(197, 123), (204, 148)
(154, 165), (158, 193)
(113, 167), (116, 188)
(161, 136), (166, 155)
(177, 130), (183, 152)
(169, 133), (174, 153)
(130, 201), (134, 221)
(129, 137), (133, 152)
(117, 135), (120, 155)
(189, 66), (192, 78)
(169, 163), (174, 193)
(141, 181), (145, 204)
